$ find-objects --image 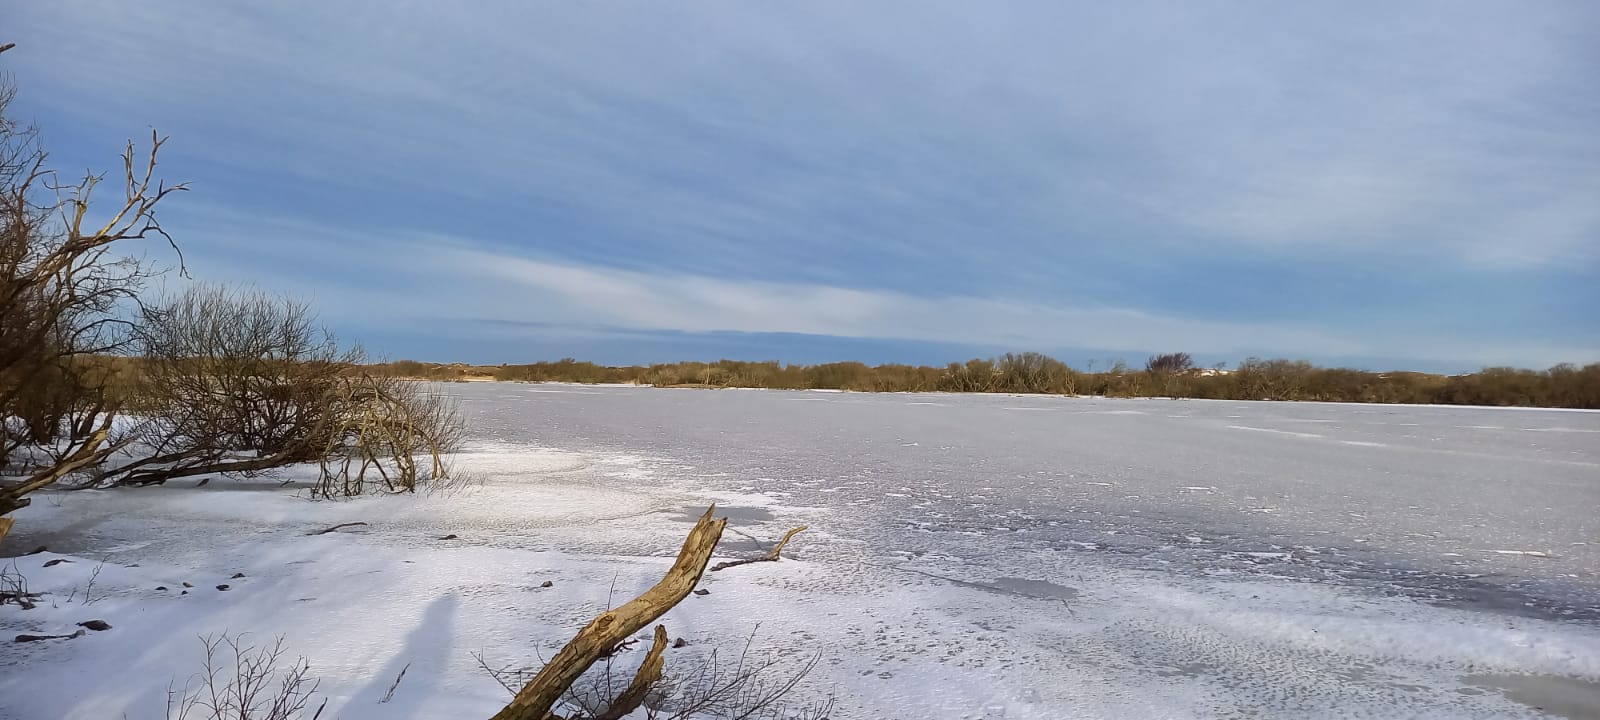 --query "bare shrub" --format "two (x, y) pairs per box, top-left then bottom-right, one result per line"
(1144, 352), (1195, 397)
(1145, 352), (1194, 374)
(942, 358), (997, 393)
(313, 373), (465, 498)
(98, 285), (463, 495)
(101, 285), (355, 486)
(478, 630), (830, 720)
(642, 630), (831, 720)
(1233, 357), (1316, 401)
(167, 634), (326, 720)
